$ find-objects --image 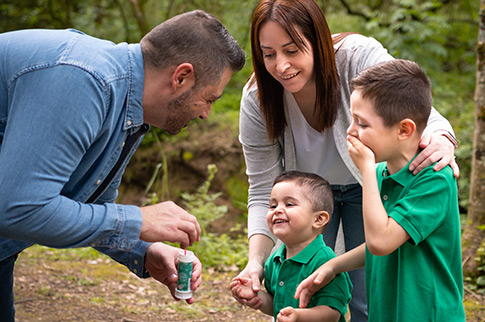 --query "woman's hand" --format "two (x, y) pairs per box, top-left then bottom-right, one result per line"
(410, 132), (459, 177)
